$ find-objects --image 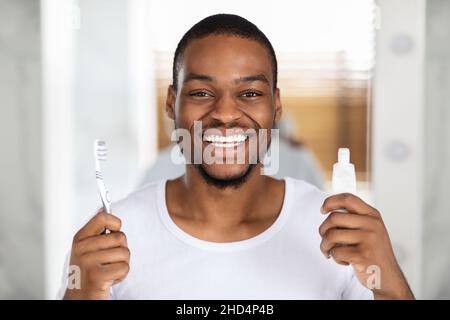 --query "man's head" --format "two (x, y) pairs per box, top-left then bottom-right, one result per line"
(166, 14), (282, 189)
(172, 14), (278, 92)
